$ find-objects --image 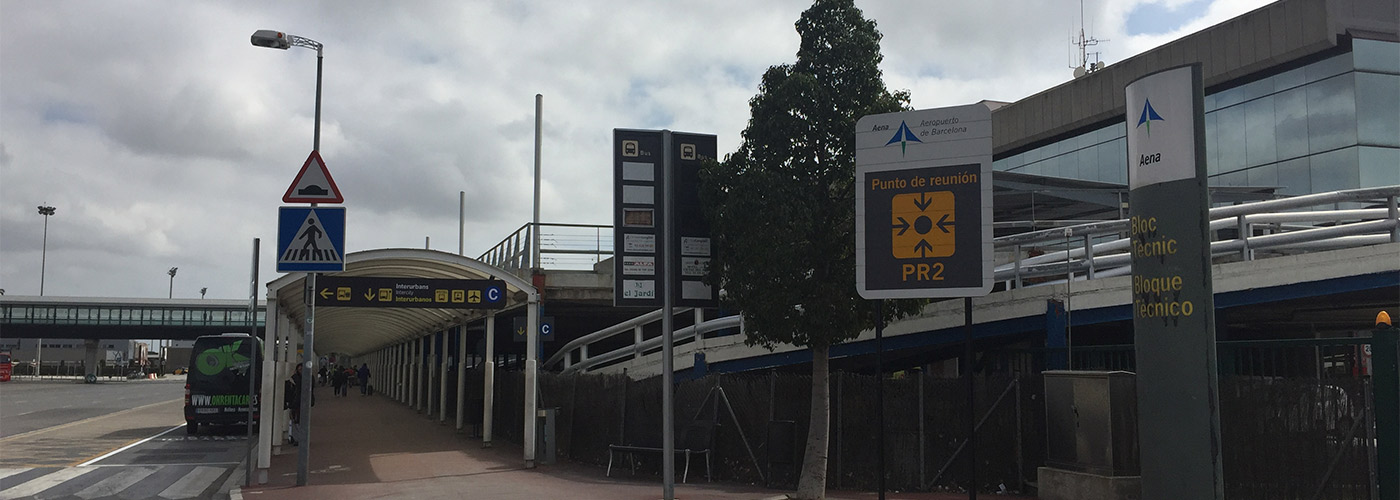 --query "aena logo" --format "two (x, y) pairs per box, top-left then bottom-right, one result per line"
(885, 121), (921, 156)
(1136, 98), (1165, 137)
